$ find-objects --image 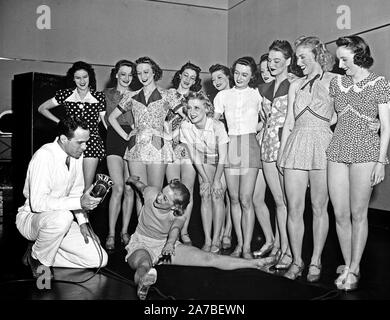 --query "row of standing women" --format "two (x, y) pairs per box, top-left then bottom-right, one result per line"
(37, 34), (390, 292)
